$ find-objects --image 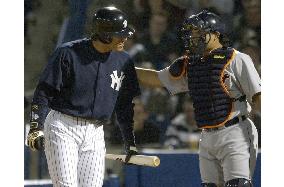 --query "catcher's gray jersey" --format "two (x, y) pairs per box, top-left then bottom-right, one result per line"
(158, 50), (260, 185)
(158, 50), (261, 121)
